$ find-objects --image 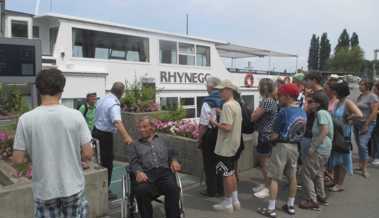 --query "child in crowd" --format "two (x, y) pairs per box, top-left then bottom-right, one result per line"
(257, 83), (307, 218)
(299, 91), (333, 210)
